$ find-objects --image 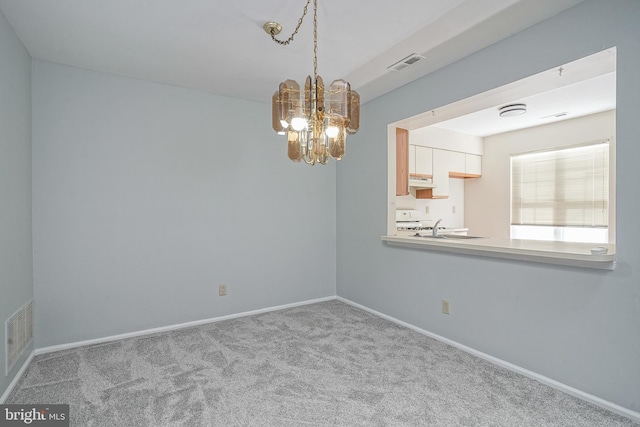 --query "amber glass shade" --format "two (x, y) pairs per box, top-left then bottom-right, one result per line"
(272, 91), (285, 133)
(328, 127), (346, 160)
(287, 131), (302, 162)
(328, 80), (350, 119)
(315, 76), (325, 123)
(279, 80), (301, 128)
(346, 91), (360, 135)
